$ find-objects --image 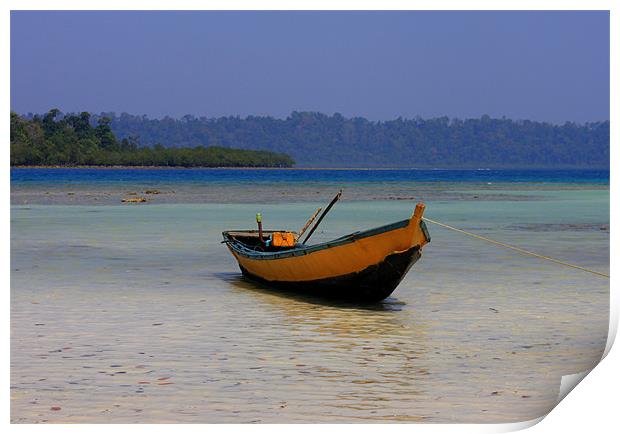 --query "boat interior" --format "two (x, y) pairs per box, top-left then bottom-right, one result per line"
(224, 230), (300, 252)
